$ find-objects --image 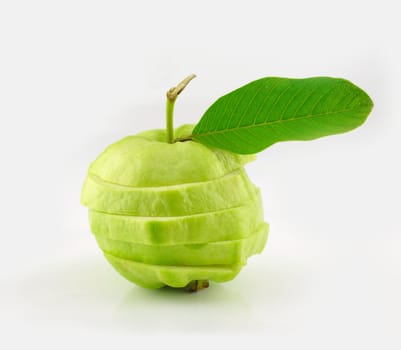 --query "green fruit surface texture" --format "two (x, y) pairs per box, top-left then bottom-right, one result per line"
(81, 124), (269, 289)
